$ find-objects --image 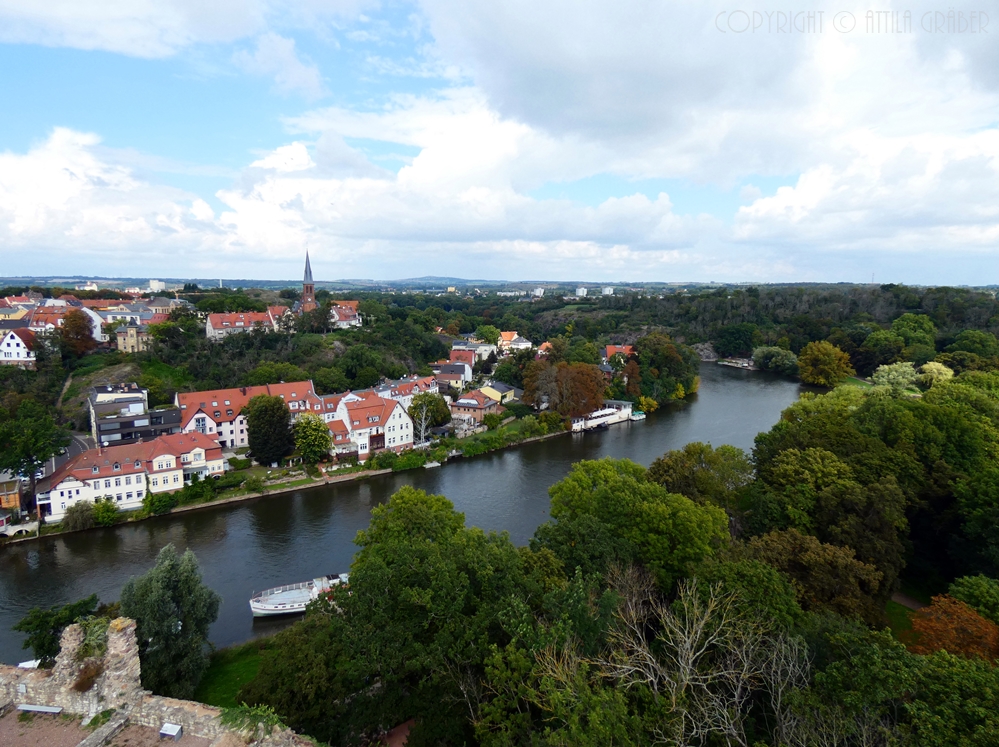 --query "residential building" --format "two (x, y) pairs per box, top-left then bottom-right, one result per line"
(481, 381), (517, 404)
(451, 341), (498, 361)
(0, 328), (37, 369)
(498, 331), (533, 352)
(449, 349), (476, 367)
(0, 471), (21, 511)
(329, 301), (362, 328)
(450, 389), (503, 423)
(36, 432), (226, 522)
(89, 383), (181, 446)
(436, 362), (473, 383)
(602, 287), (615, 295)
(205, 308), (285, 340)
(28, 305), (108, 343)
(149, 280), (166, 292)
(370, 375), (438, 410)
(604, 344), (636, 362)
(576, 287), (588, 297)
(115, 321), (153, 353)
(177, 381), (324, 448)
(532, 287), (545, 297)
(323, 391), (413, 460)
